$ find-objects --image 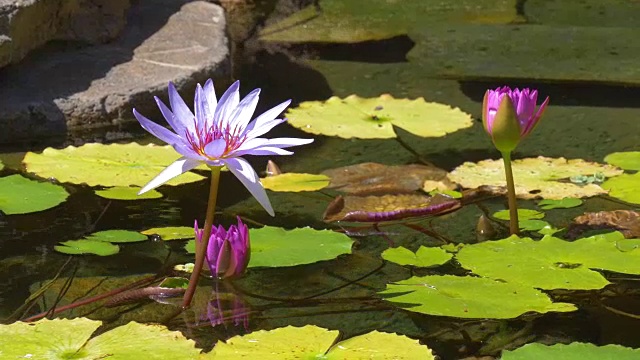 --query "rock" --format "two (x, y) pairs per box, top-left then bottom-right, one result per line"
(0, 0), (131, 68)
(0, 0), (231, 145)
